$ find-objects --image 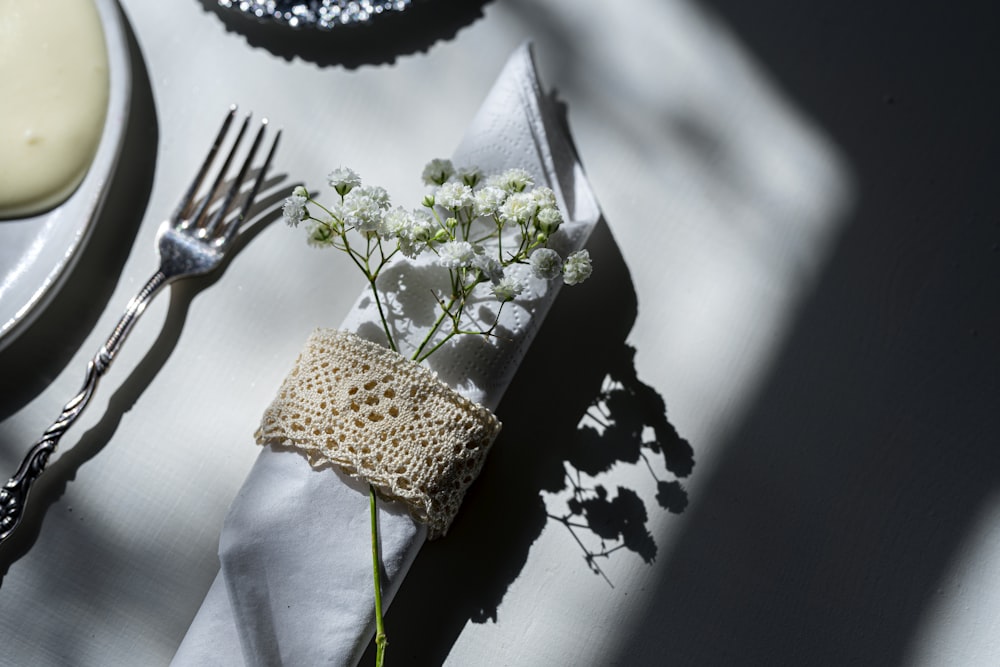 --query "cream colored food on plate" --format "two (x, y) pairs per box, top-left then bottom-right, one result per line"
(0, 0), (110, 218)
